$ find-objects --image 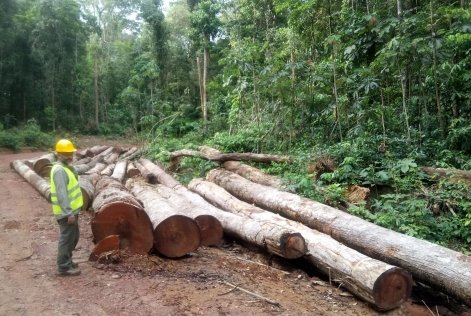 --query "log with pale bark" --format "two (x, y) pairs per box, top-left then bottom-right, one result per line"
(91, 177), (153, 254)
(111, 160), (128, 183)
(207, 168), (471, 306)
(154, 183), (306, 258)
(100, 164), (115, 176)
(10, 160), (51, 201)
(79, 177), (95, 211)
(126, 179), (201, 257)
(85, 162), (107, 175)
(104, 147), (122, 165)
(422, 167), (471, 186)
(120, 147), (138, 159)
(147, 184), (223, 247)
(126, 162), (140, 178)
(32, 152), (56, 177)
(90, 145), (110, 156)
(139, 158), (181, 189)
(77, 148), (93, 159)
(73, 157), (92, 166)
(134, 161), (156, 183)
(189, 178), (412, 310)
(169, 149), (292, 165)
(74, 155), (105, 175)
(122, 149), (141, 161)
